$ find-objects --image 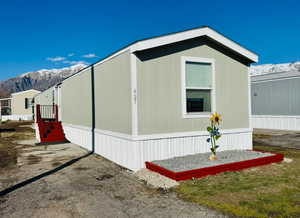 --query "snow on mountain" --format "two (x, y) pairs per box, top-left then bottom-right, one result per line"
(250, 61), (300, 76)
(0, 63), (87, 94)
(20, 63), (87, 78)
